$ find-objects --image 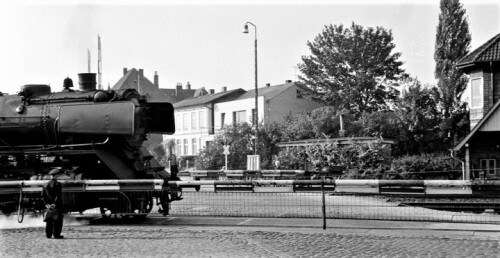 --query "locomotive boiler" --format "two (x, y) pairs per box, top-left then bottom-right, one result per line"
(0, 73), (180, 216)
